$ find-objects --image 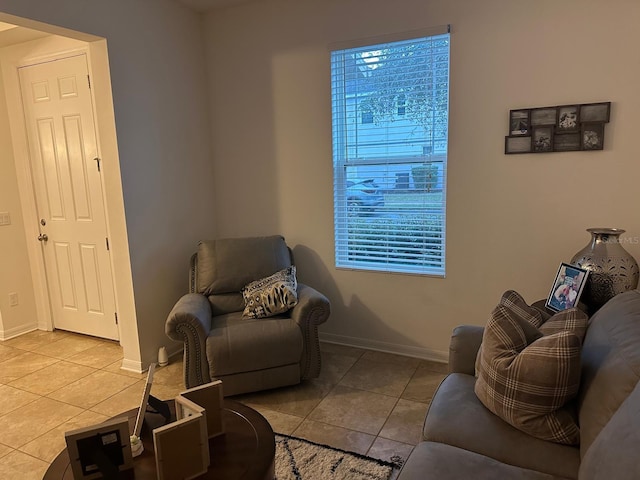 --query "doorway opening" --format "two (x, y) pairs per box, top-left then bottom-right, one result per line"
(0, 15), (136, 363)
